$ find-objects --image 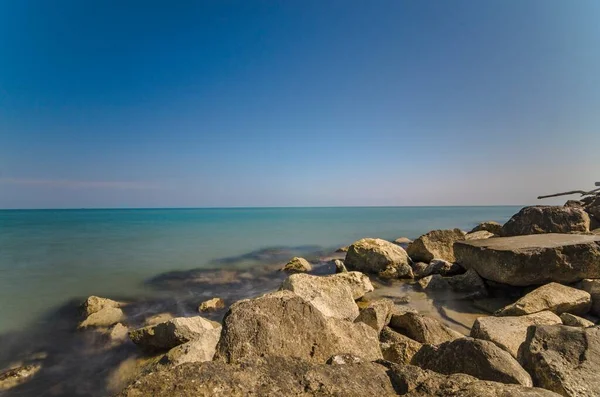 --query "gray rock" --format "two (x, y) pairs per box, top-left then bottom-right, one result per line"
(333, 259), (347, 273)
(520, 324), (600, 396)
(559, 312), (595, 327)
(389, 312), (463, 344)
(470, 221), (503, 235)
(418, 269), (487, 299)
(281, 257), (312, 273)
(407, 229), (465, 262)
(411, 337), (533, 386)
(496, 283), (591, 316)
(198, 297), (226, 312)
(164, 337), (220, 366)
(454, 233), (600, 286)
(470, 311), (562, 358)
(501, 206), (590, 236)
(129, 316), (222, 351)
(214, 291), (382, 363)
(380, 326), (422, 364)
(78, 306), (124, 329)
(355, 298), (394, 332)
(345, 238), (413, 279)
(581, 278), (600, 315)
